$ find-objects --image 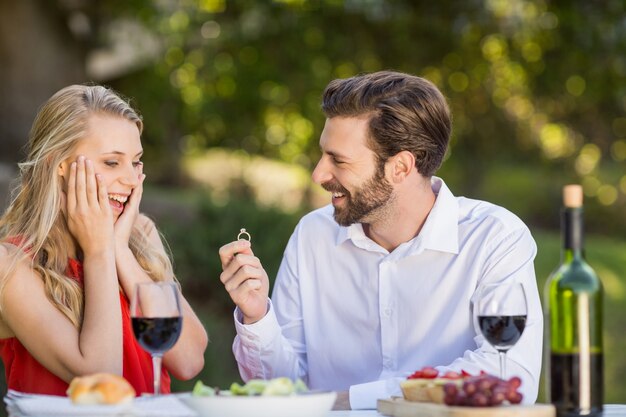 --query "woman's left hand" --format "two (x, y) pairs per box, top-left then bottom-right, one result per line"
(114, 173), (146, 248)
